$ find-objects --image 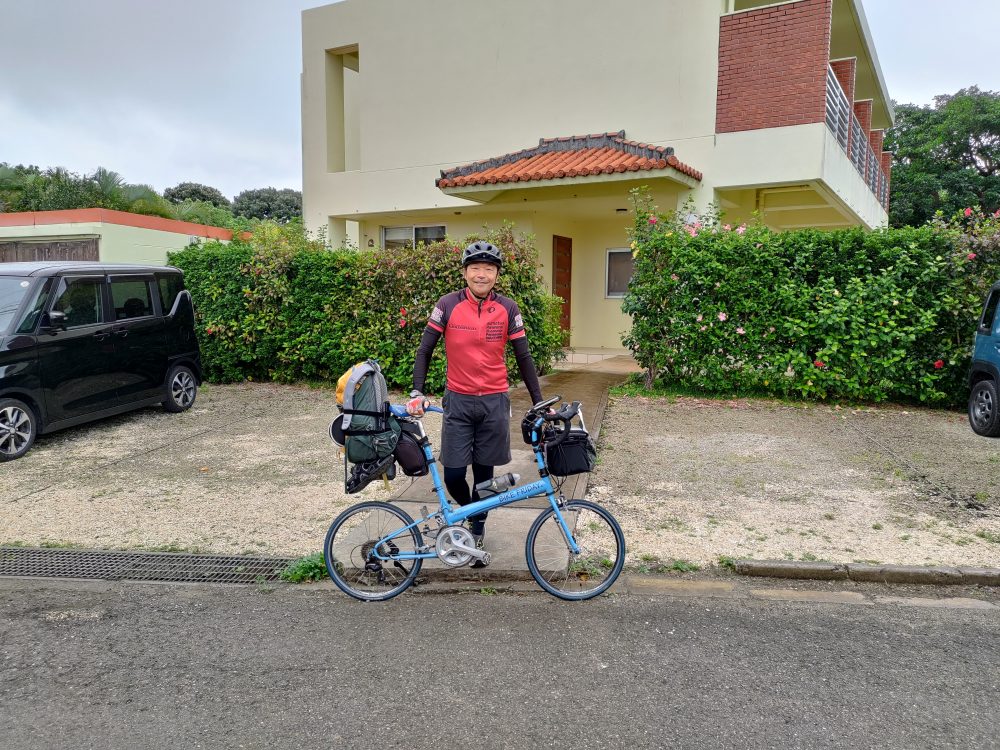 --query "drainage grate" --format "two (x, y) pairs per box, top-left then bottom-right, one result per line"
(0, 547), (297, 584)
